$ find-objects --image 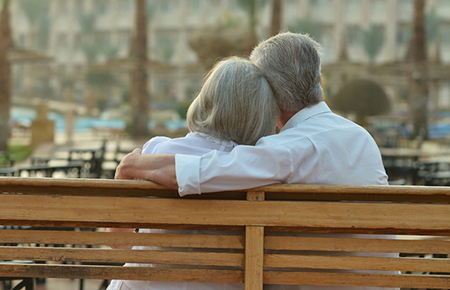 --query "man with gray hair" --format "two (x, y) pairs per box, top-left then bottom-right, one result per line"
(116, 32), (387, 193)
